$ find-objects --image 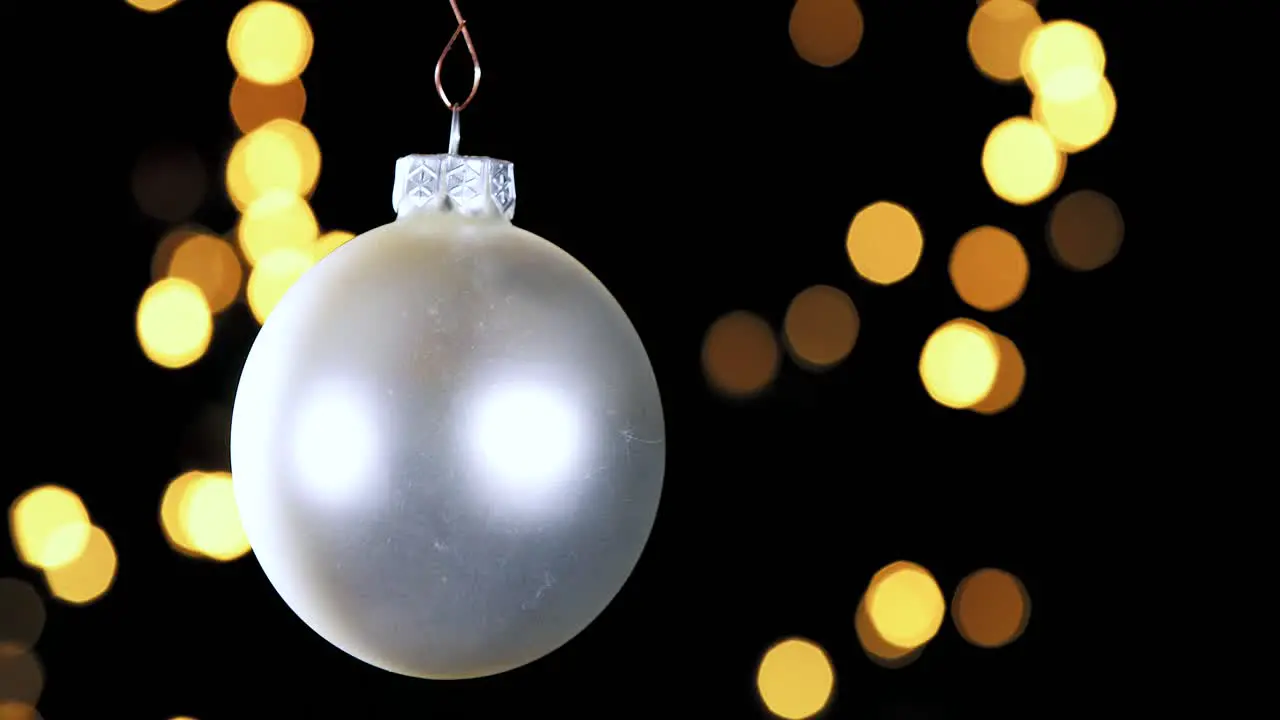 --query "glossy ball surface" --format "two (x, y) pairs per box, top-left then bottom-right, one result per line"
(231, 212), (665, 679)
